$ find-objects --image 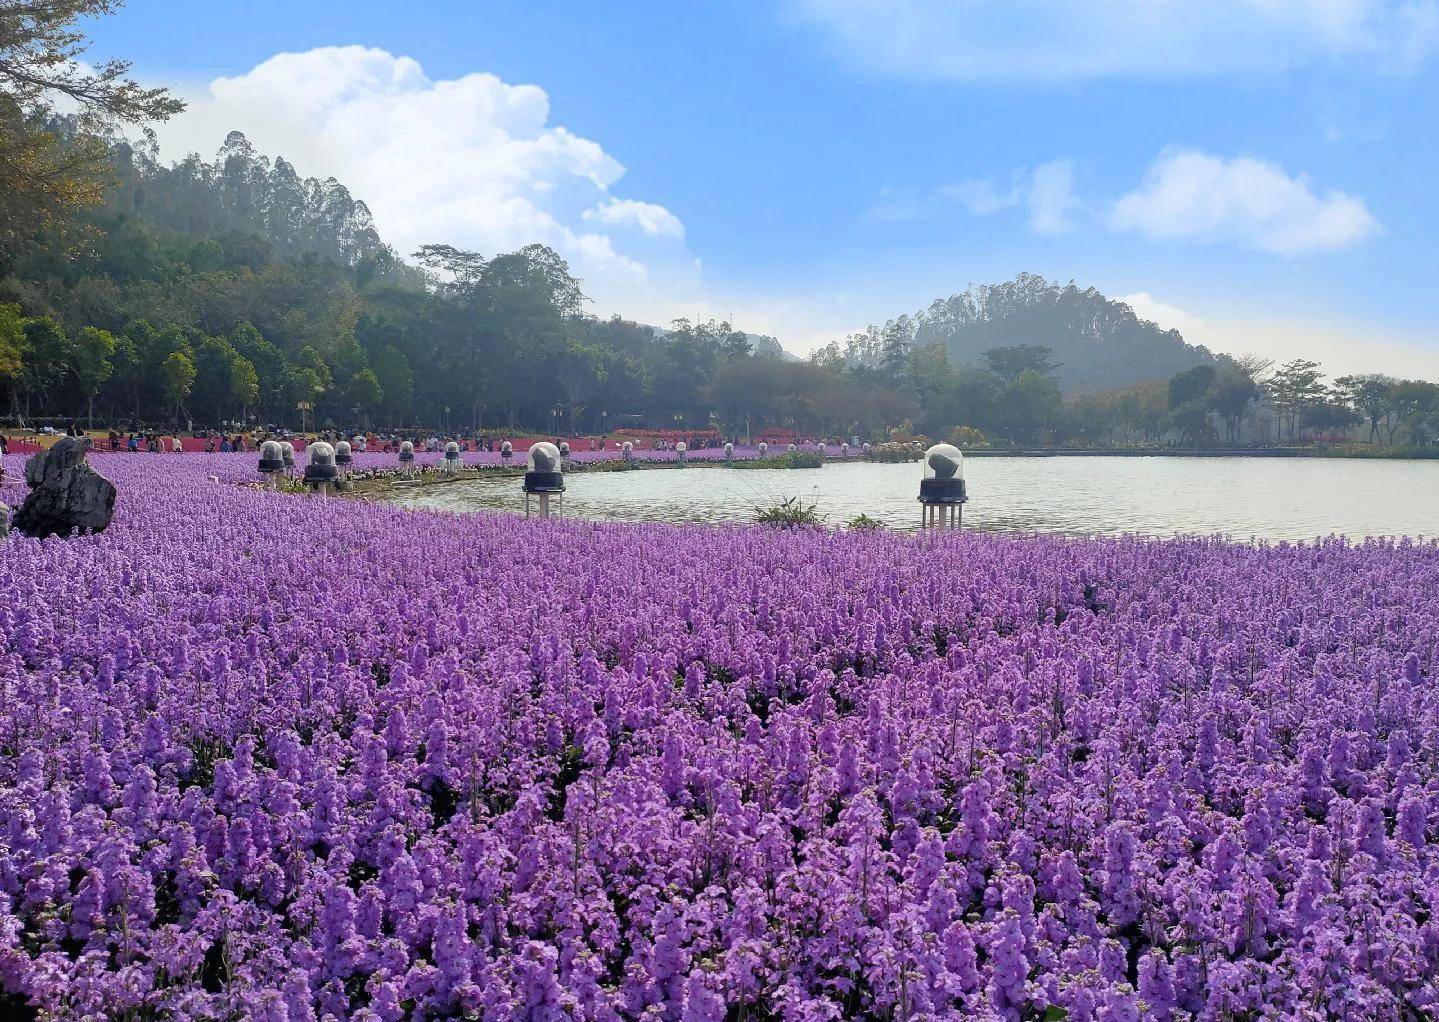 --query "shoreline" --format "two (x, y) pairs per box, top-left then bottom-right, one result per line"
(963, 447), (1439, 460)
